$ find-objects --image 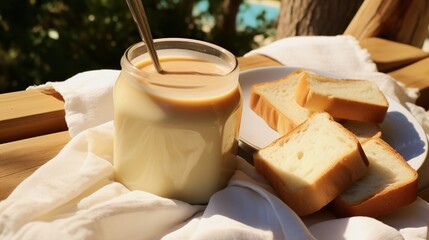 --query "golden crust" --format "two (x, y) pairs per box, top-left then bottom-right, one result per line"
(330, 180), (417, 217)
(295, 73), (389, 123)
(249, 85), (296, 134)
(253, 113), (369, 216)
(330, 138), (418, 217)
